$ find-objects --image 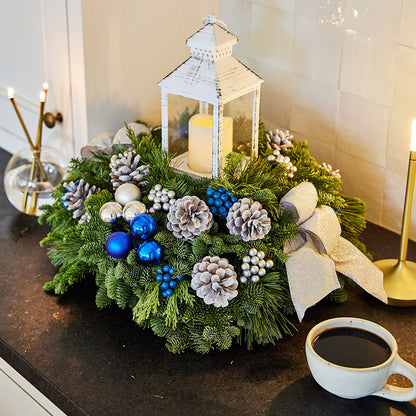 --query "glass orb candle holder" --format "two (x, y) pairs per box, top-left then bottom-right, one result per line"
(4, 146), (66, 216)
